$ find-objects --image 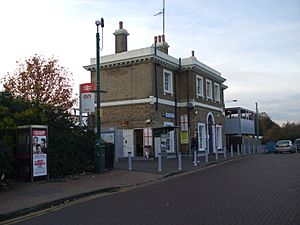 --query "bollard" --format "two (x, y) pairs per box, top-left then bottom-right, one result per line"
(243, 145), (246, 155)
(231, 145), (233, 157)
(206, 149), (209, 162)
(224, 146), (227, 158)
(128, 152), (132, 171)
(215, 149), (218, 160)
(178, 153), (182, 171)
(237, 144), (240, 156)
(158, 153), (162, 172)
(193, 150), (197, 166)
